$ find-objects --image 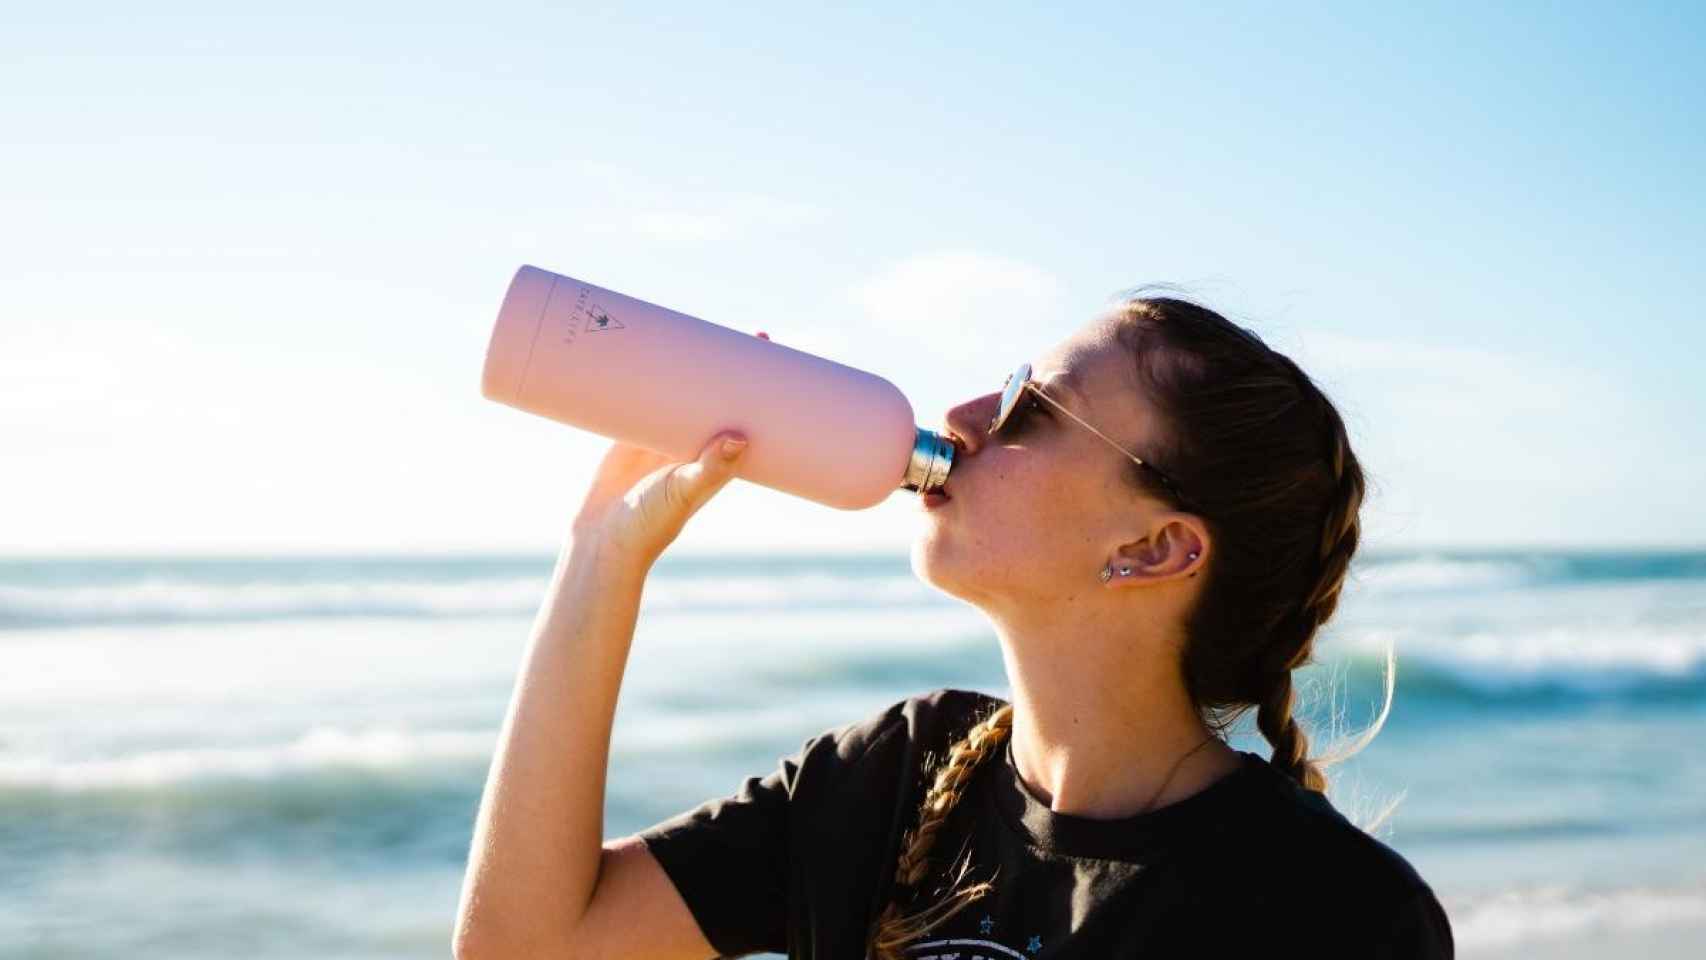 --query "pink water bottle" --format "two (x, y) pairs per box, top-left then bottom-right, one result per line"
(480, 265), (955, 509)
